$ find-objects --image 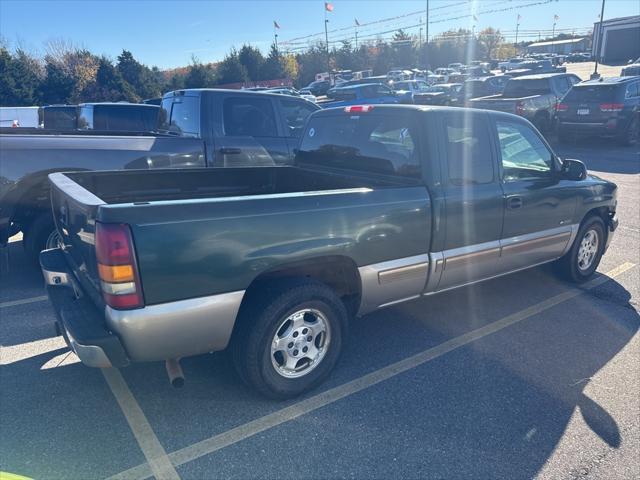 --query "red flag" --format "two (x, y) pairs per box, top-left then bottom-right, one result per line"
(273, 20), (280, 29)
(355, 18), (360, 27)
(325, 2), (334, 12)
